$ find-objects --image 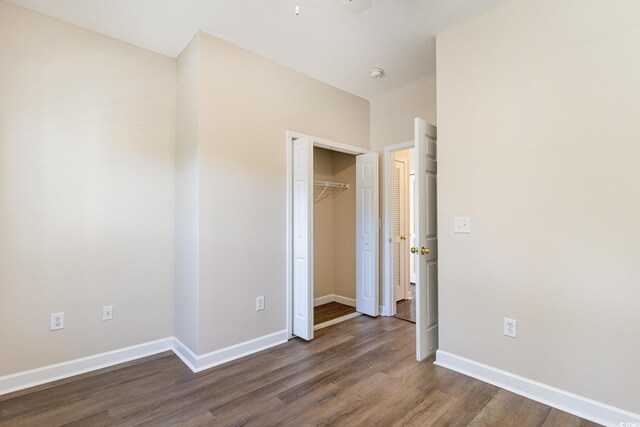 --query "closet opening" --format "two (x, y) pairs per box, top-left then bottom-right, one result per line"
(286, 132), (379, 342)
(312, 147), (360, 330)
